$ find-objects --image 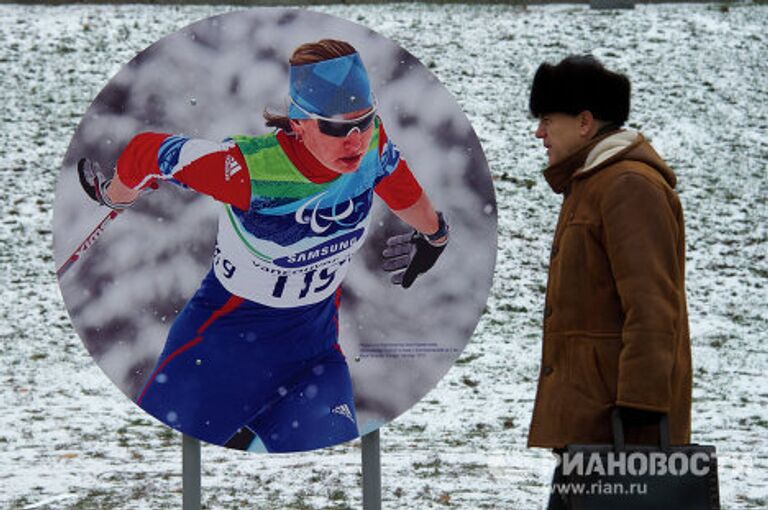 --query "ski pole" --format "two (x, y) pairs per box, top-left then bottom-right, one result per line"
(56, 208), (123, 278)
